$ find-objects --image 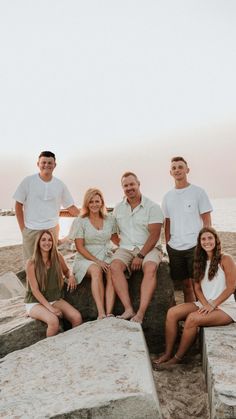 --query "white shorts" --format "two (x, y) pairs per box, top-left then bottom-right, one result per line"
(25, 301), (56, 315)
